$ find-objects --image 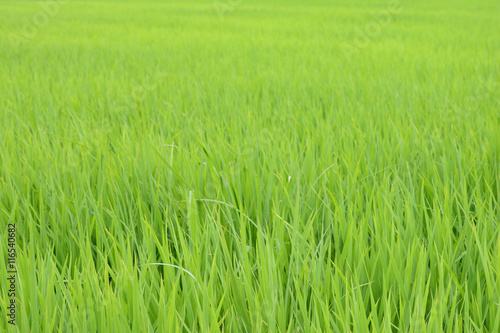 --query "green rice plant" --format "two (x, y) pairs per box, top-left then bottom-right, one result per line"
(0, 0), (499, 331)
